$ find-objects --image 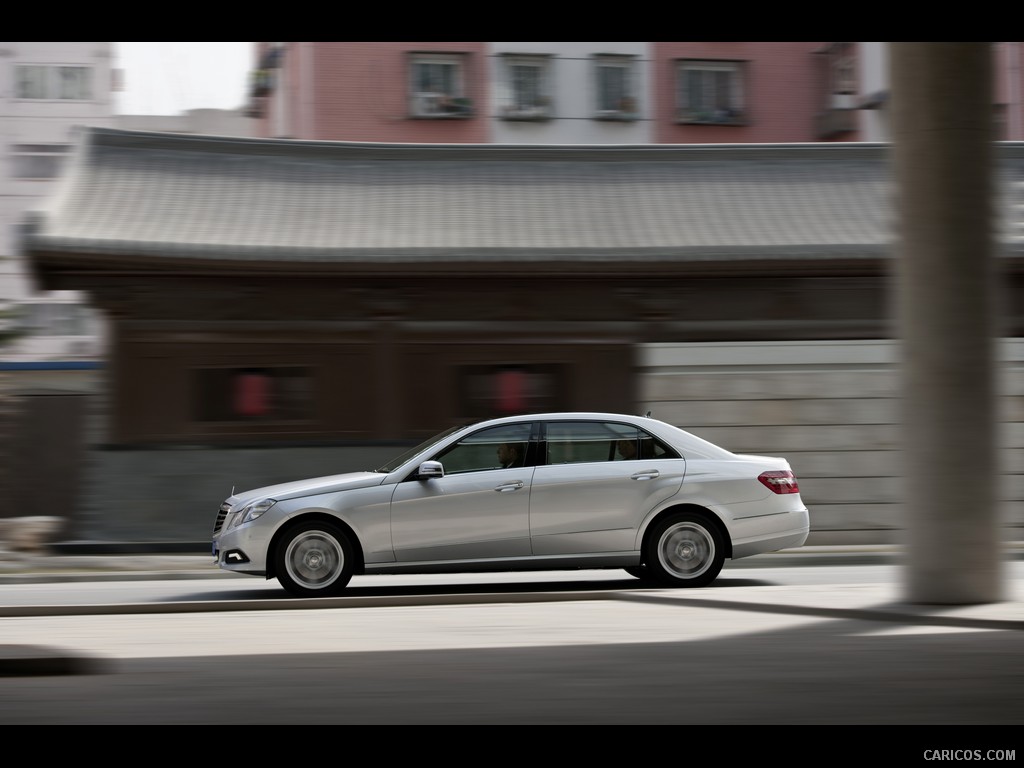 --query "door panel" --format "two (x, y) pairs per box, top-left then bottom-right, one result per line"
(529, 460), (685, 555)
(390, 468), (534, 562)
